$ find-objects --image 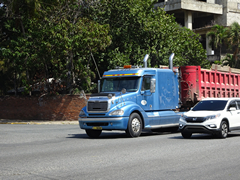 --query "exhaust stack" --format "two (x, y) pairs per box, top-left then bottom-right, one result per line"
(169, 53), (175, 71)
(143, 54), (149, 68)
